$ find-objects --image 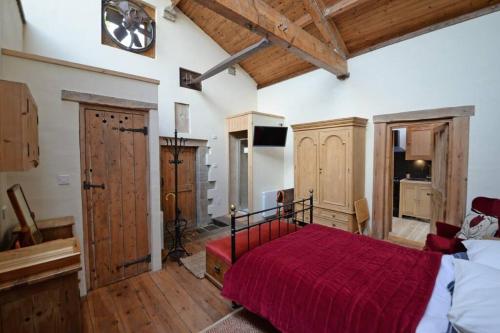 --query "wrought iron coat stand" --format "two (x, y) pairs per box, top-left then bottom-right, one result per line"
(165, 129), (191, 263)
